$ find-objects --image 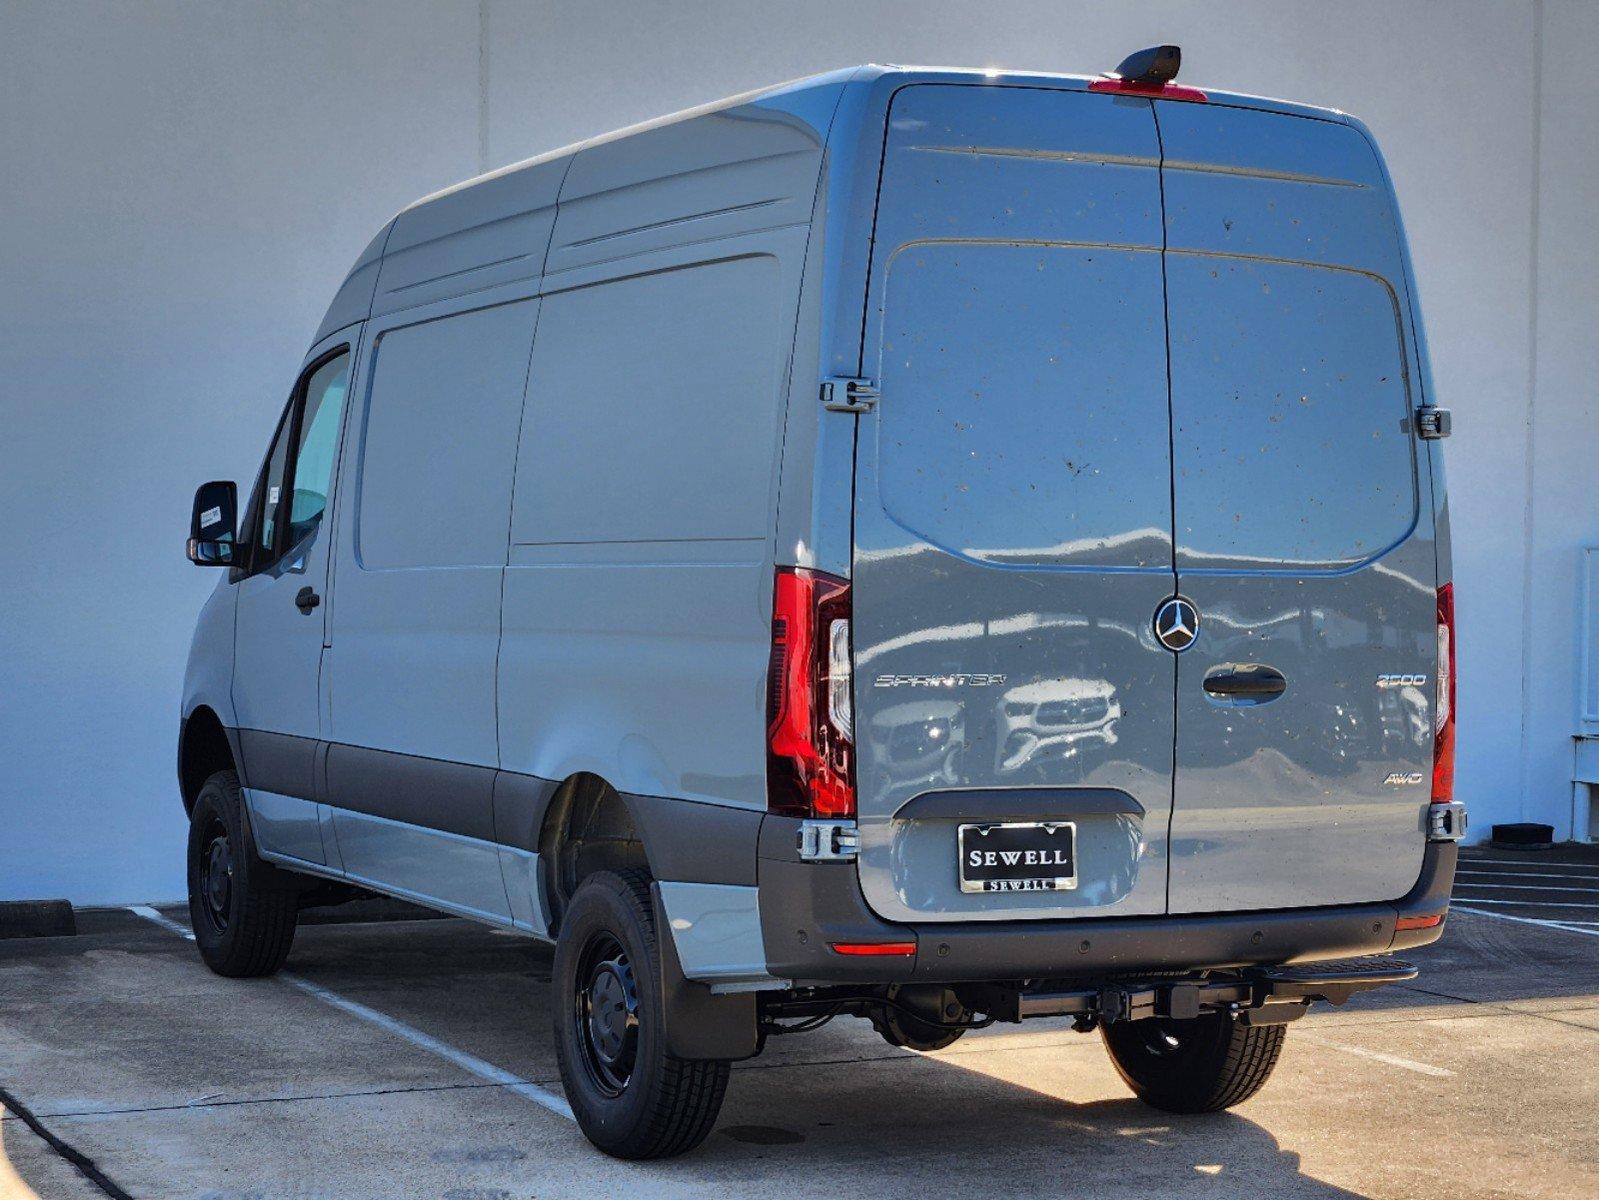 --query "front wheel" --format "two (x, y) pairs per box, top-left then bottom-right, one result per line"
(552, 870), (730, 1158)
(1102, 1013), (1285, 1114)
(186, 770), (298, 977)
